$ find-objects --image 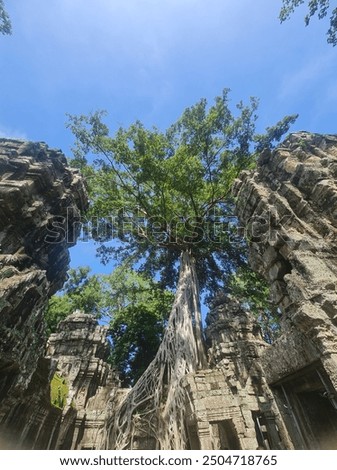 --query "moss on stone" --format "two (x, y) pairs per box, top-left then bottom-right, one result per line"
(50, 373), (68, 409)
